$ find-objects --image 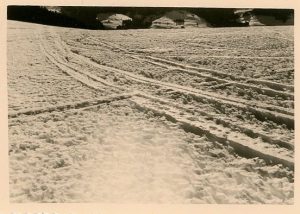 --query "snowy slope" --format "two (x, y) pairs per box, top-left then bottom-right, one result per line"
(8, 21), (294, 203)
